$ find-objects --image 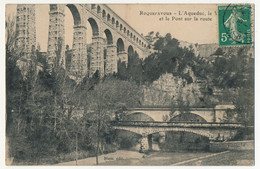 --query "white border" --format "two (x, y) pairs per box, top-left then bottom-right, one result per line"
(1, 0), (259, 169)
